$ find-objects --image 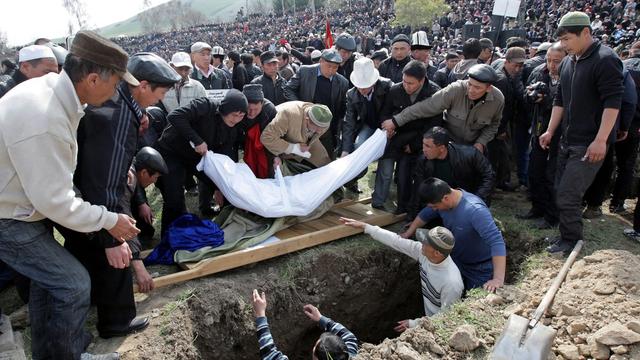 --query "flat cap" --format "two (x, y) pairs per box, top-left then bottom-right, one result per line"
(128, 52), (181, 85)
(467, 64), (498, 84)
(191, 42), (212, 53)
(243, 83), (264, 103)
(392, 34), (411, 46)
(308, 104), (332, 127)
(537, 42), (553, 52)
(559, 11), (591, 27)
(134, 146), (168, 175)
(505, 47), (526, 63)
(335, 33), (357, 52)
(70, 30), (139, 86)
(260, 51), (278, 64)
(310, 50), (322, 60)
(371, 49), (388, 61)
(416, 227), (455, 256)
(321, 49), (343, 63)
